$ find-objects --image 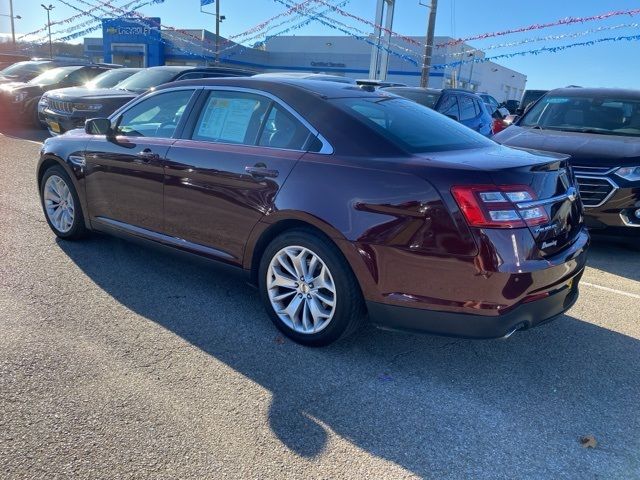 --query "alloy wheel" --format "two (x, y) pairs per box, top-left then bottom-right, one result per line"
(44, 175), (75, 233)
(266, 245), (337, 334)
